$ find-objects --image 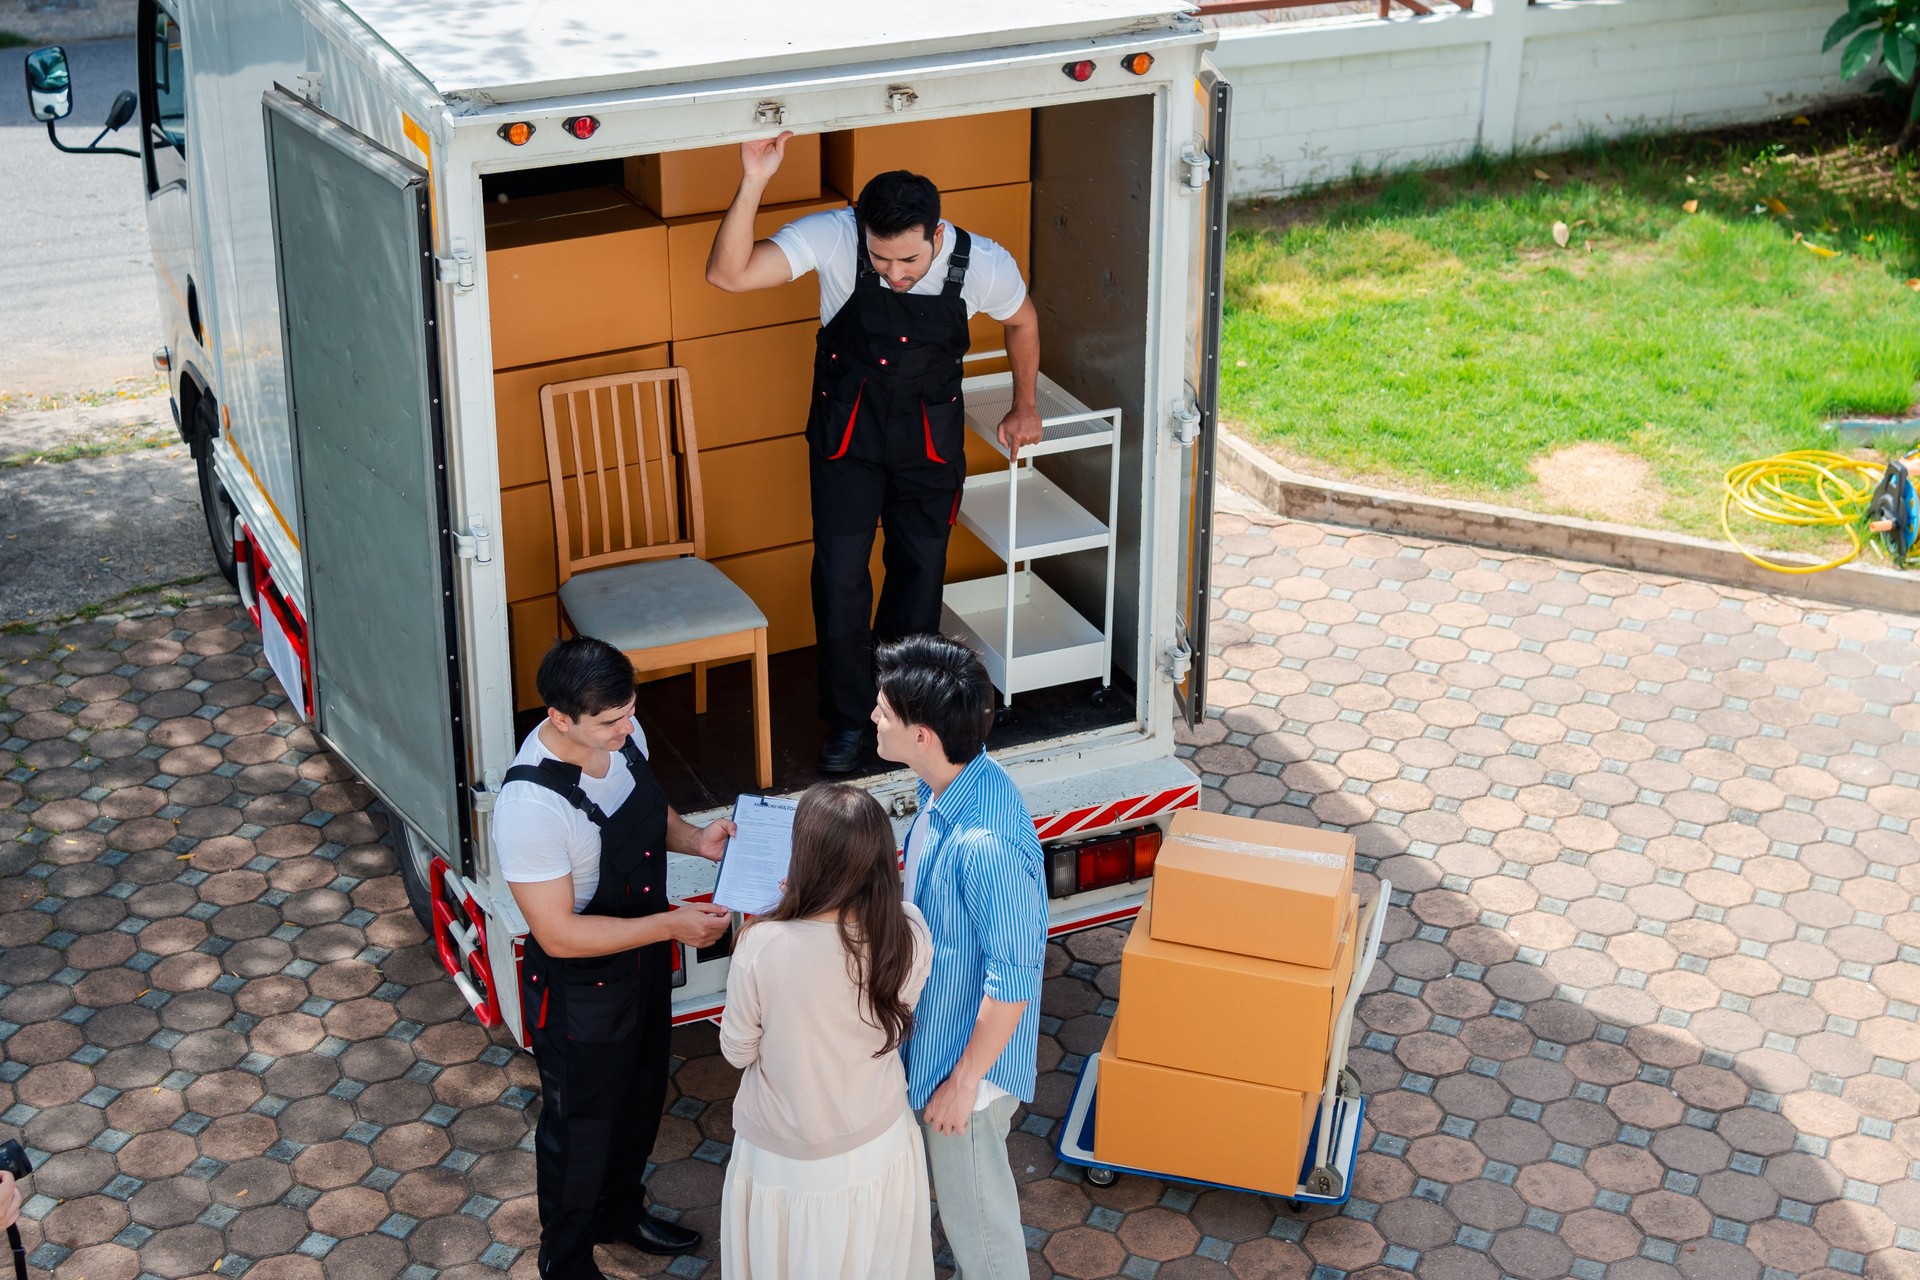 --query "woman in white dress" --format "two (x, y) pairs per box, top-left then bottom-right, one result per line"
(719, 783), (935, 1280)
